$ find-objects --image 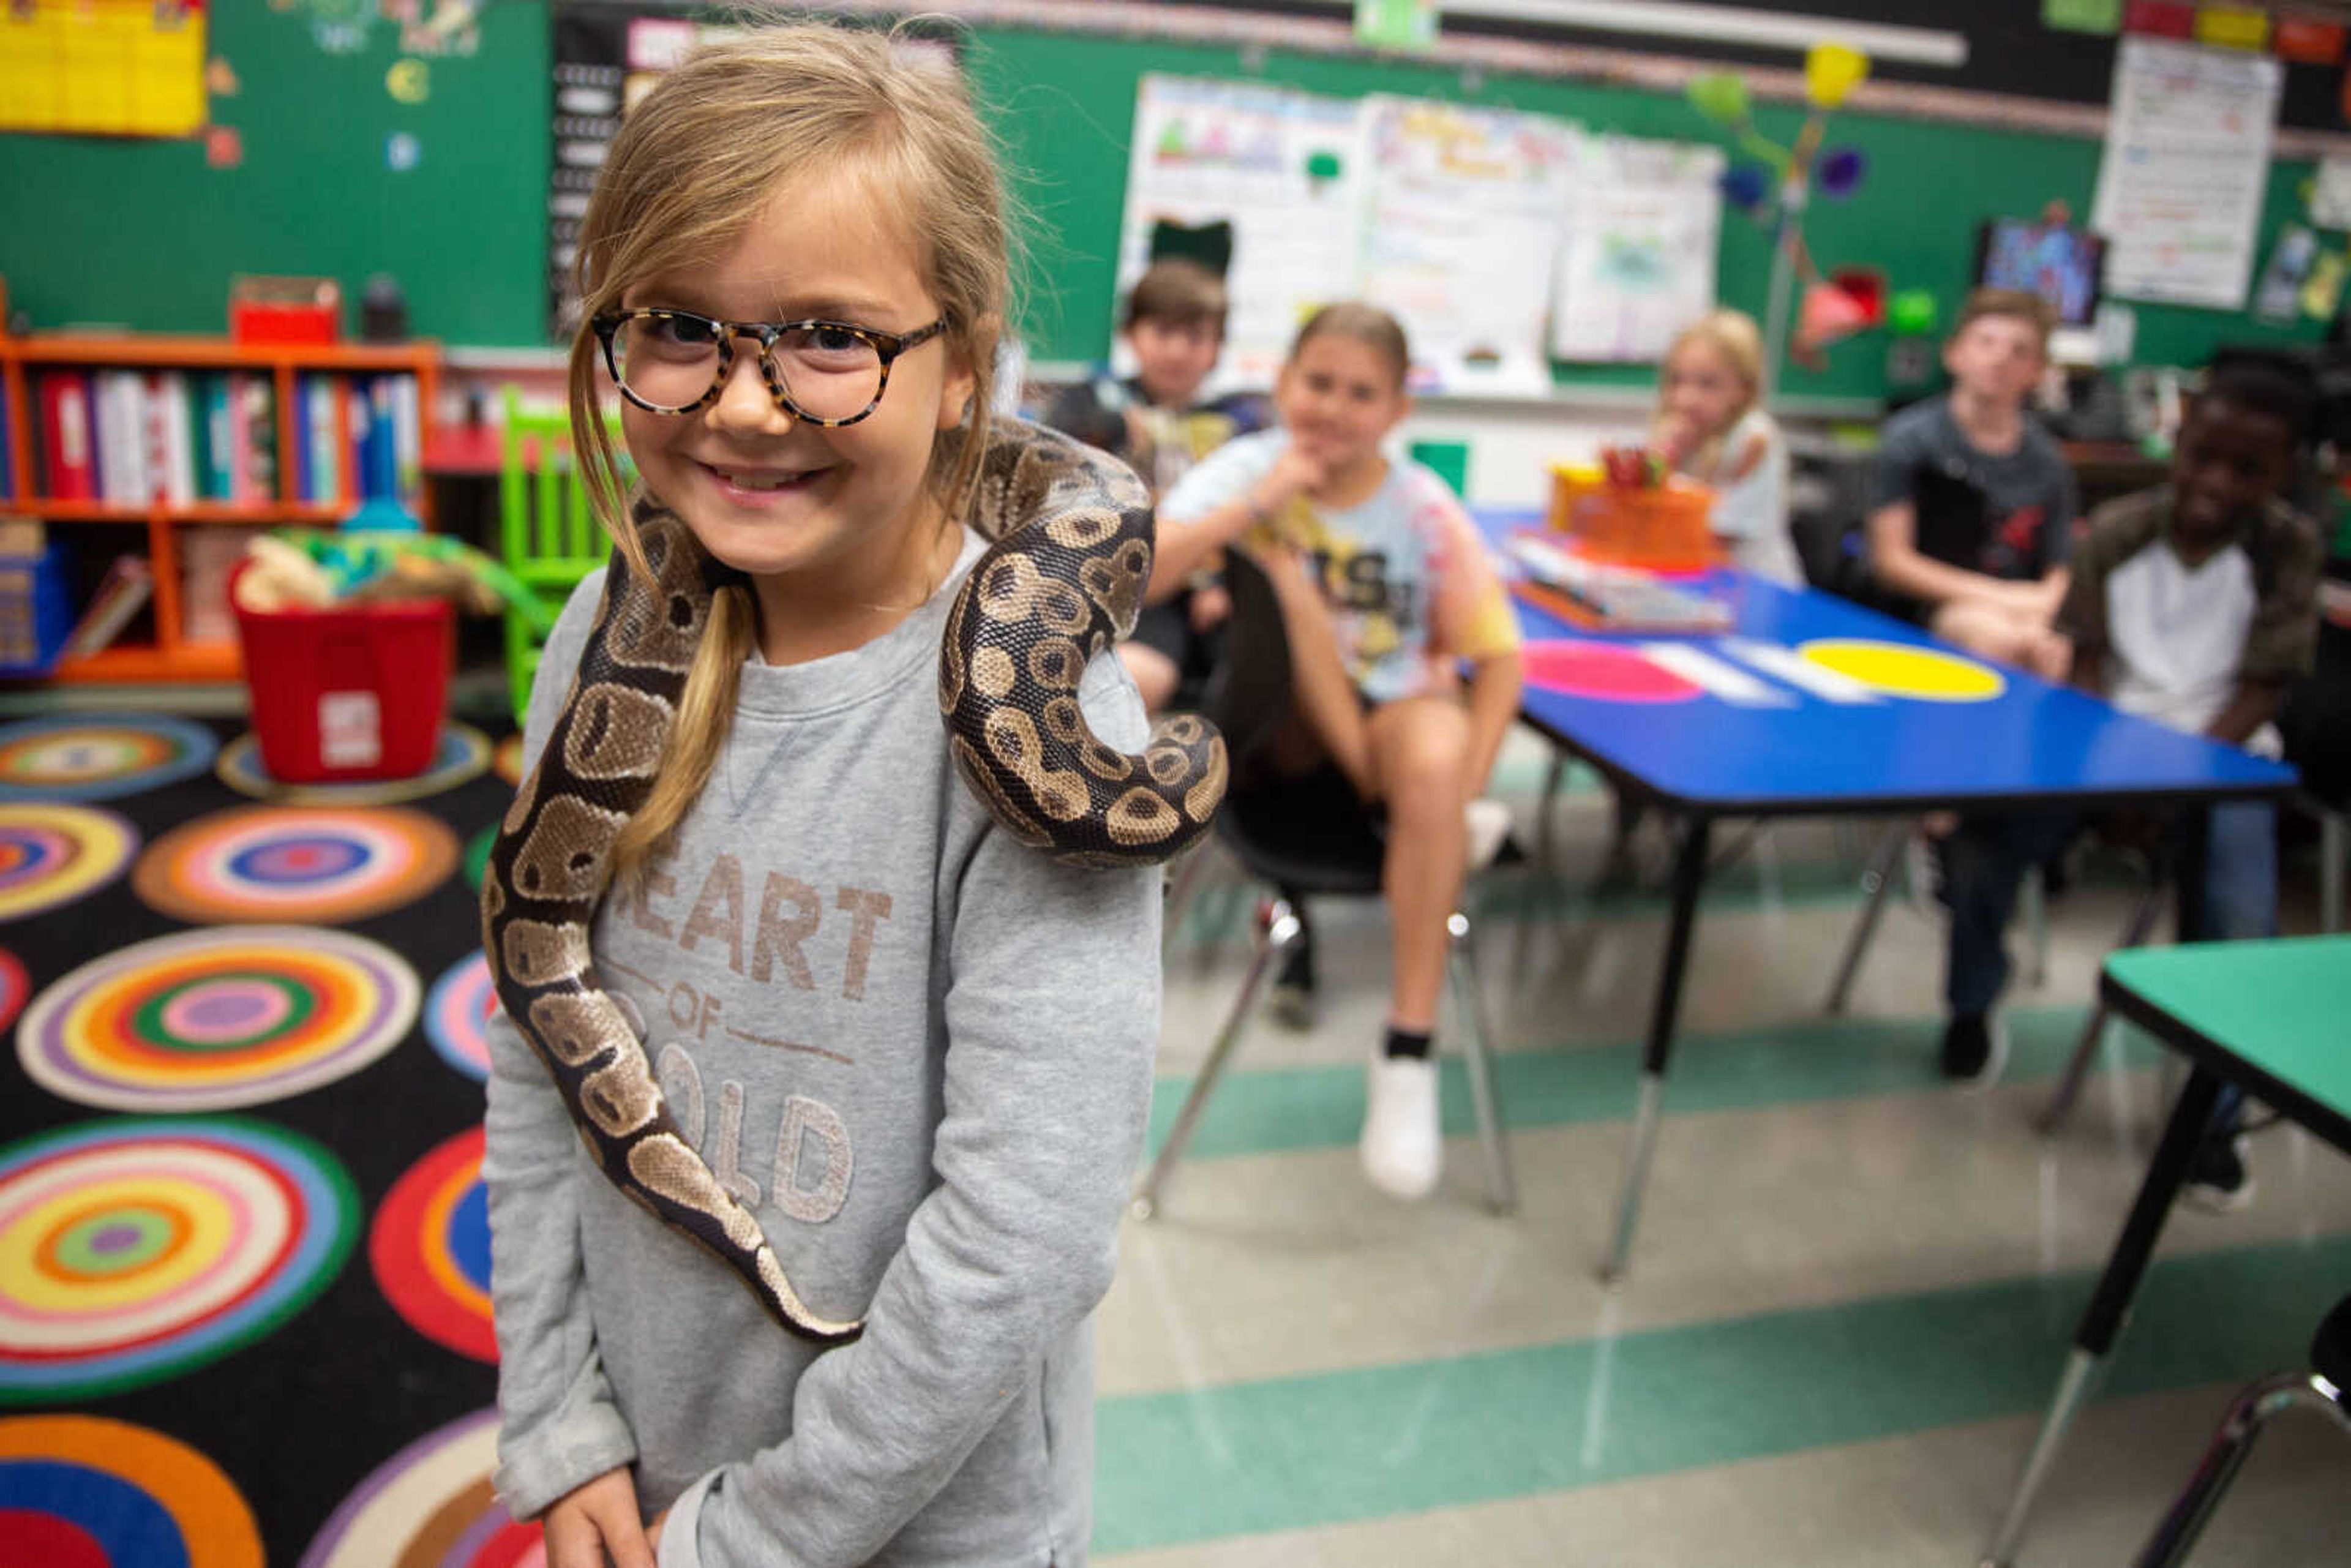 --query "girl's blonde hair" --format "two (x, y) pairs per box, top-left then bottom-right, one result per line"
(1289, 302), (1412, 388)
(1659, 309), (1765, 471)
(563, 20), (1013, 875)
